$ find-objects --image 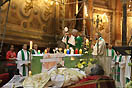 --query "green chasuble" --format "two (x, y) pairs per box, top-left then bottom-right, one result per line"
(75, 36), (83, 50)
(106, 49), (115, 58)
(21, 50), (29, 76)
